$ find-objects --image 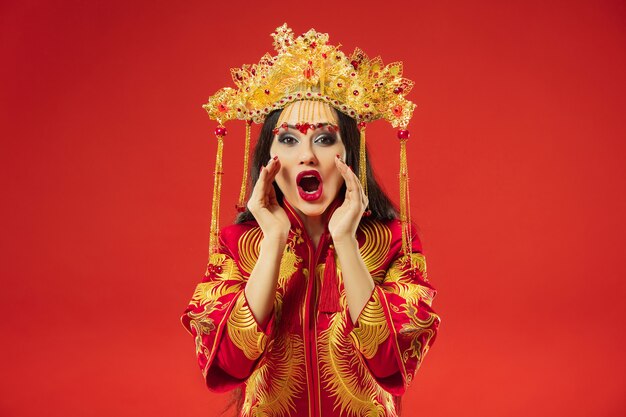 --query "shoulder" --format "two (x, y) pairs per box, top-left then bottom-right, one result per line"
(218, 221), (261, 254)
